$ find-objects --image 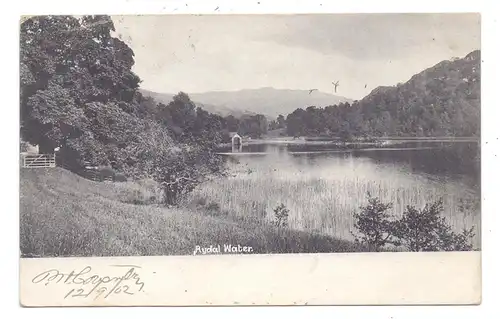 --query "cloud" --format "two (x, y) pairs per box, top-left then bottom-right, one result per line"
(262, 13), (481, 61)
